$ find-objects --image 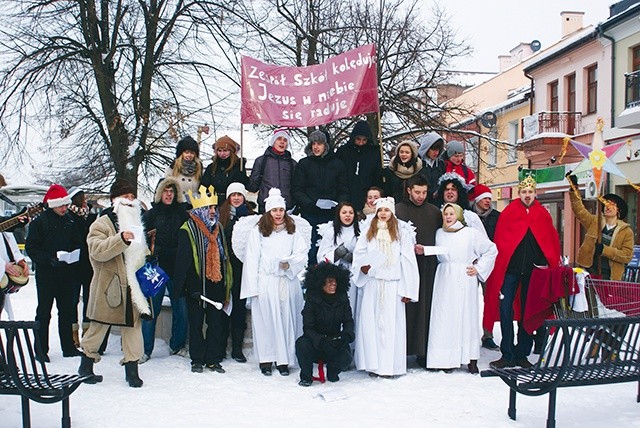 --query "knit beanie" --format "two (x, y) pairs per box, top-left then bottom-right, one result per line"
(264, 188), (286, 212)
(226, 182), (247, 199)
(175, 136), (200, 159)
(214, 135), (239, 153)
(269, 129), (291, 147)
(110, 179), (137, 200)
(446, 140), (465, 158)
(43, 184), (71, 208)
(374, 197), (396, 216)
